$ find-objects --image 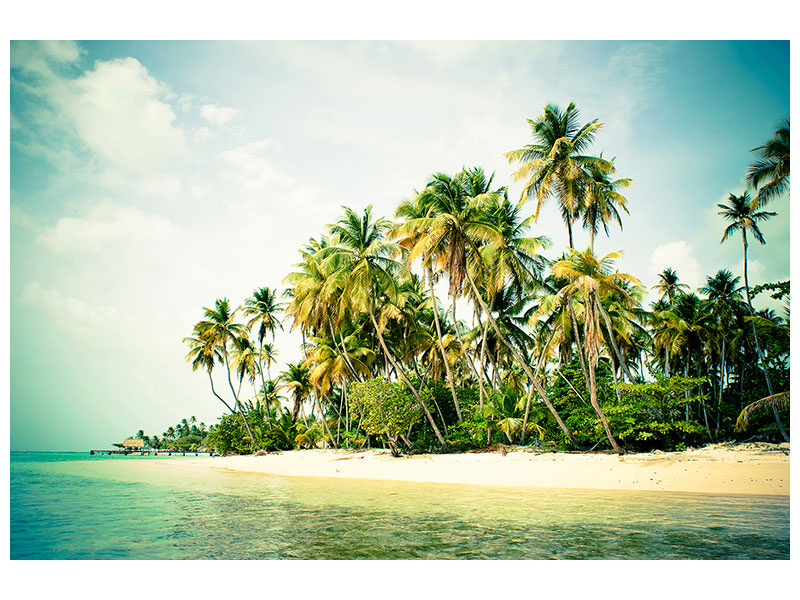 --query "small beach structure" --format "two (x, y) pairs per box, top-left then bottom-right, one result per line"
(121, 438), (147, 451)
